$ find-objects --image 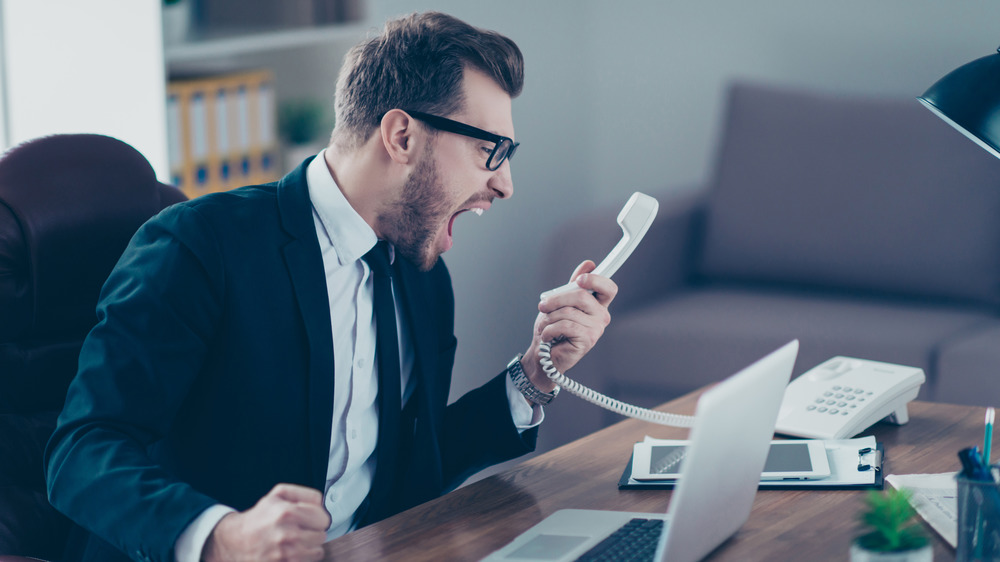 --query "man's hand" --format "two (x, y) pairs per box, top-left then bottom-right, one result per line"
(203, 483), (330, 562)
(521, 260), (617, 393)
